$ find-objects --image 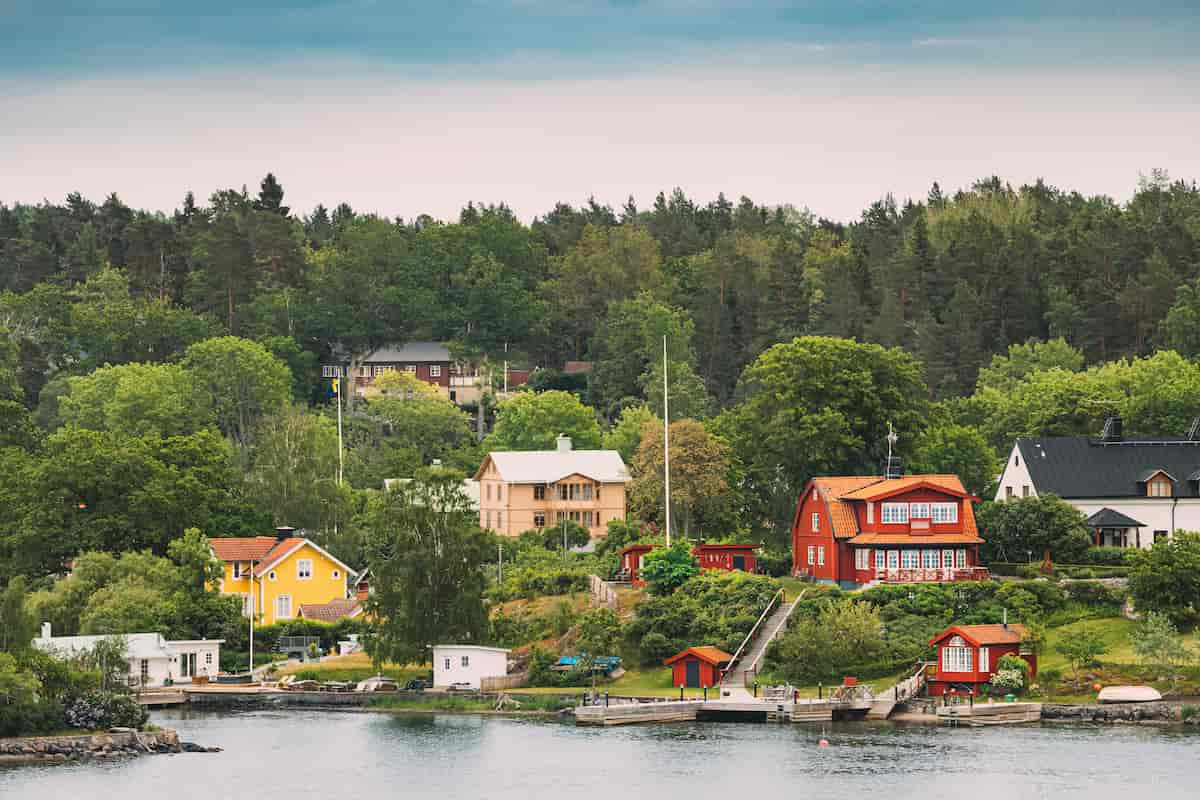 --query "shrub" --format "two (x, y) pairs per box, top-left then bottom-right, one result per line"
(1063, 580), (1126, 611)
(0, 701), (66, 738)
(995, 654), (1031, 691)
(1182, 705), (1199, 721)
(637, 632), (675, 665)
(990, 669), (1025, 695)
(1083, 547), (1134, 567)
(63, 690), (148, 730)
(767, 599), (890, 684)
(1055, 626), (1110, 682)
(756, 550), (791, 577)
(640, 543), (700, 595)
